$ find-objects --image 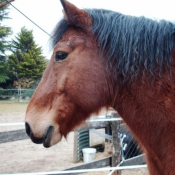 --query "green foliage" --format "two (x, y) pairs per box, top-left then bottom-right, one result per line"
(0, 88), (13, 96)
(0, 56), (9, 83)
(8, 27), (47, 81)
(0, 1), (12, 83)
(0, 73), (9, 83)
